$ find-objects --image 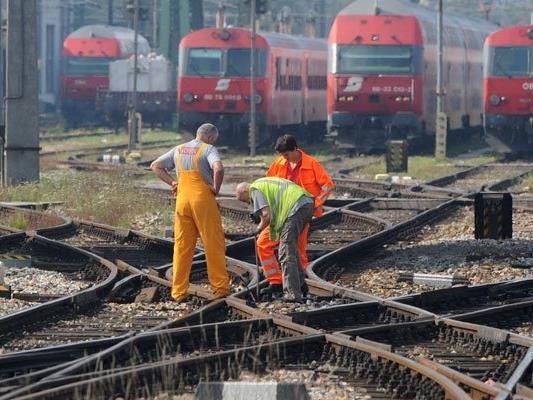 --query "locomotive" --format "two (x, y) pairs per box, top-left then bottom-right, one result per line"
(327, 0), (495, 152)
(61, 25), (150, 127)
(177, 27), (327, 146)
(483, 25), (533, 154)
